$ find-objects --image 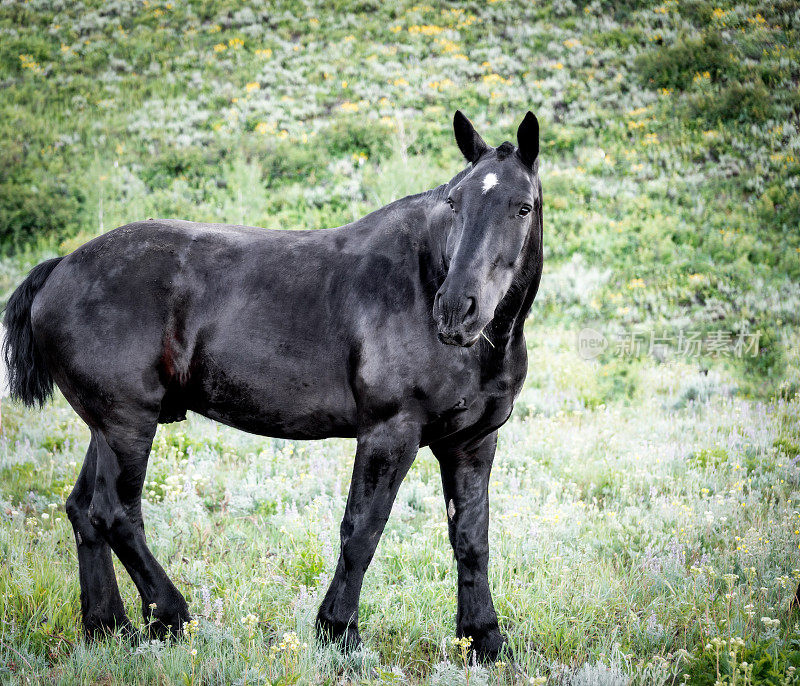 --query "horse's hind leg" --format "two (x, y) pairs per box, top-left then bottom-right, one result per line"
(66, 434), (131, 636)
(88, 421), (190, 638)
